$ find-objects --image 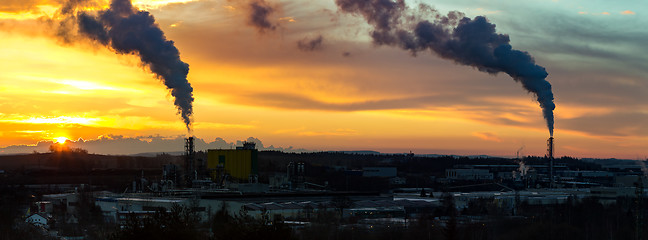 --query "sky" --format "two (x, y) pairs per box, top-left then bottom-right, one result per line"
(0, 0), (646, 158)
